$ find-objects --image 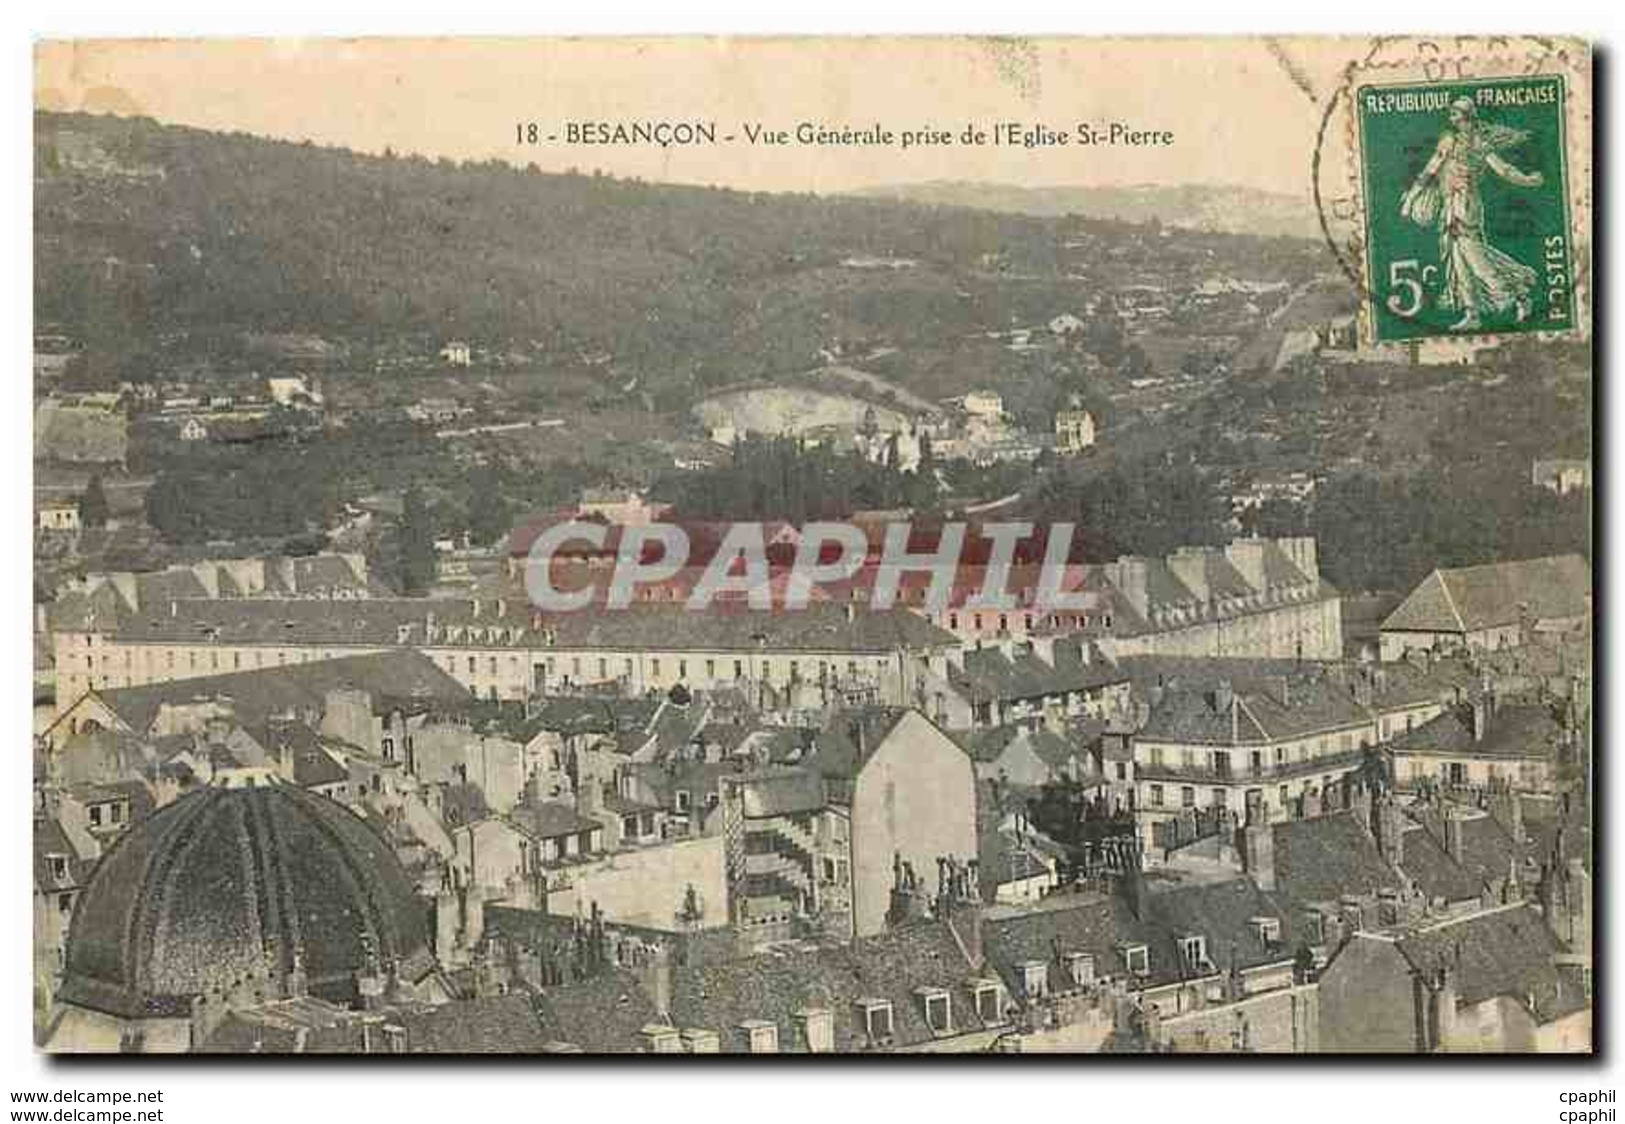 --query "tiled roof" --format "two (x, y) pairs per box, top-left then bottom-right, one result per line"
(667, 920), (992, 1052)
(401, 994), (549, 1053)
(1389, 703), (1567, 761)
(948, 638), (1128, 705)
(1396, 823), (1490, 905)
(1382, 555), (1591, 634)
(1270, 812), (1402, 907)
(986, 876), (1296, 995)
(34, 814), (94, 895)
(737, 768), (825, 818)
(1396, 904), (1578, 1021)
(806, 707), (910, 781)
(1139, 669), (1373, 746)
(114, 598), (958, 655)
(534, 969), (662, 1053)
(985, 892), (1141, 984)
(82, 650), (470, 737)
(510, 801), (601, 841)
